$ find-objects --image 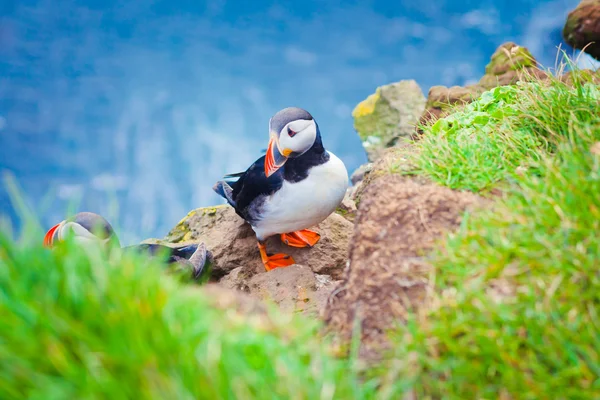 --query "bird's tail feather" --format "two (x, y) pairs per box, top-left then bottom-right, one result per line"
(170, 243), (200, 259)
(223, 171), (245, 179)
(212, 180), (236, 207)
